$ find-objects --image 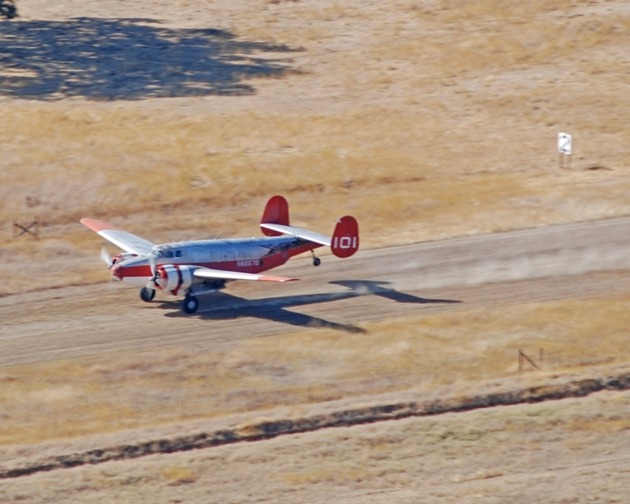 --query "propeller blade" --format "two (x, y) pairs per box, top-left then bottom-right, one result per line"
(100, 247), (113, 268)
(149, 254), (156, 276)
(147, 253), (160, 289)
